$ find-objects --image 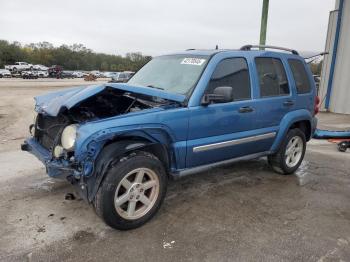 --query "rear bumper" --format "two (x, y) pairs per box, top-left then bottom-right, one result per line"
(21, 138), (77, 179)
